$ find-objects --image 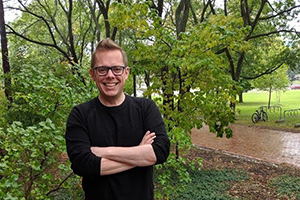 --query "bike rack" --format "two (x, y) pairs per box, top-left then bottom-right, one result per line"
(259, 106), (282, 119)
(283, 108), (300, 122)
(257, 106), (300, 127)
